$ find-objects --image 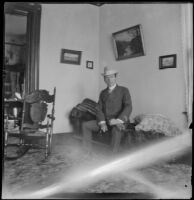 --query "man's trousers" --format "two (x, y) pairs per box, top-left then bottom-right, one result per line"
(82, 120), (124, 153)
